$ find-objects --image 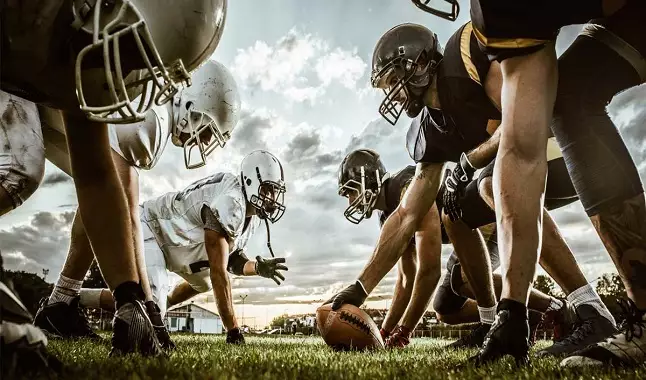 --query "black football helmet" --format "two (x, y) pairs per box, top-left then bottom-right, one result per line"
(411, 0), (460, 21)
(338, 149), (388, 224)
(371, 23), (443, 126)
